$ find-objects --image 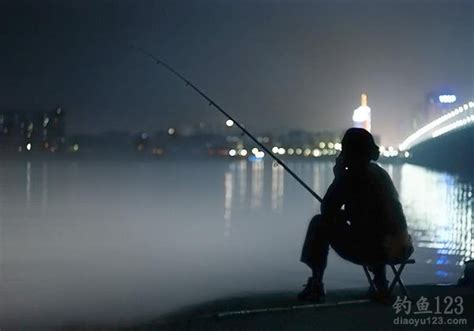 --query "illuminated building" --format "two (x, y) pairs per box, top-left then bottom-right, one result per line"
(352, 93), (371, 132)
(0, 107), (65, 153)
(422, 90), (459, 126)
